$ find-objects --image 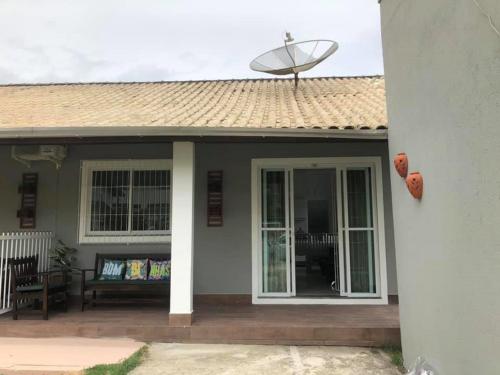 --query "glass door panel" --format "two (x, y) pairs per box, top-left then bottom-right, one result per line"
(349, 230), (376, 293)
(341, 167), (378, 296)
(346, 169), (373, 228)
(262, 170), (286, 228)
(262, 230), (288, 293)
(260, 169), (292, 296)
